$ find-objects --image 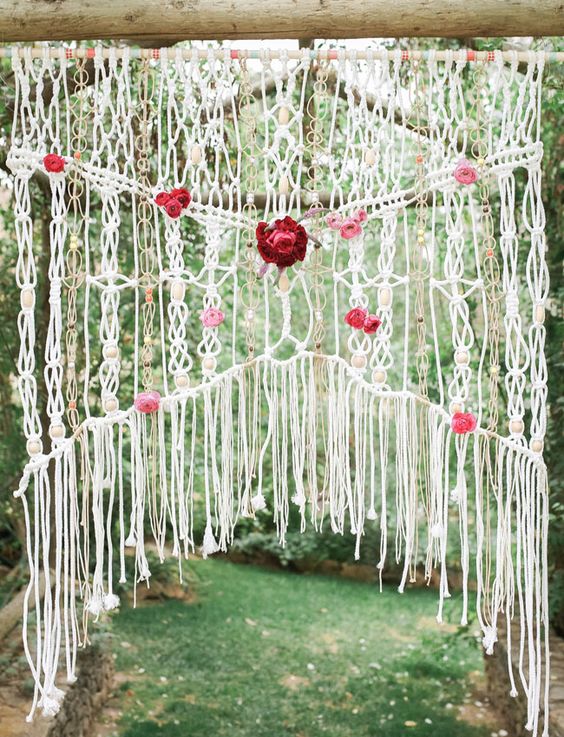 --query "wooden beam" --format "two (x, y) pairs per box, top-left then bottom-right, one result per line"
(0, 0), (563, 43)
